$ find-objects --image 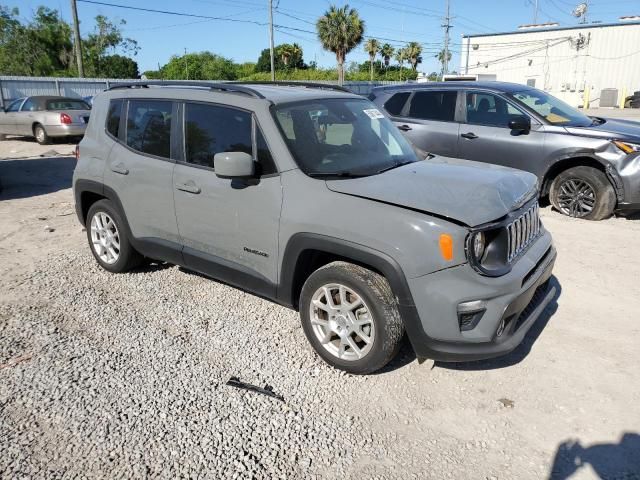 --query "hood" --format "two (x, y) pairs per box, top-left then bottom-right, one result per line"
(325, 157), (538, 227)
(565, 118), (640, 143)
